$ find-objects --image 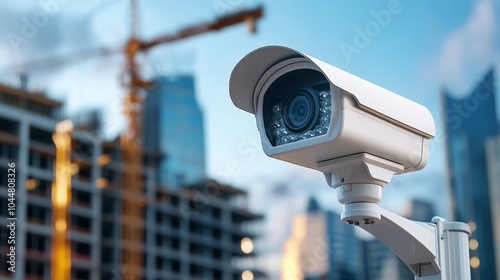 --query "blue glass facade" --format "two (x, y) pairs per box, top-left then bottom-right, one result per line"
(144, 75), (206, 188)
(324, 212), (361, 280)
(443, 69), (497, 280)
(299, 198), (361, 280)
